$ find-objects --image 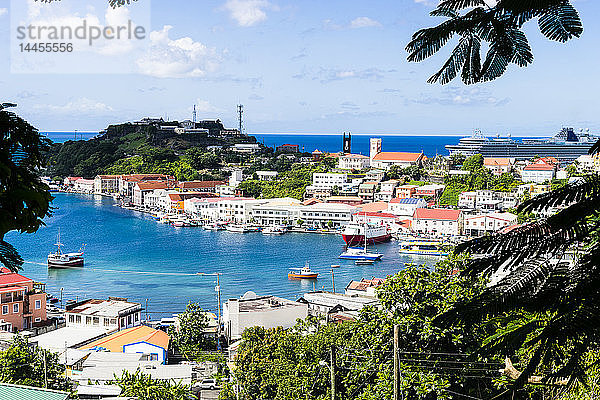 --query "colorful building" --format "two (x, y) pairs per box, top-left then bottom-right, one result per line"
(0, 267), (47, 332)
